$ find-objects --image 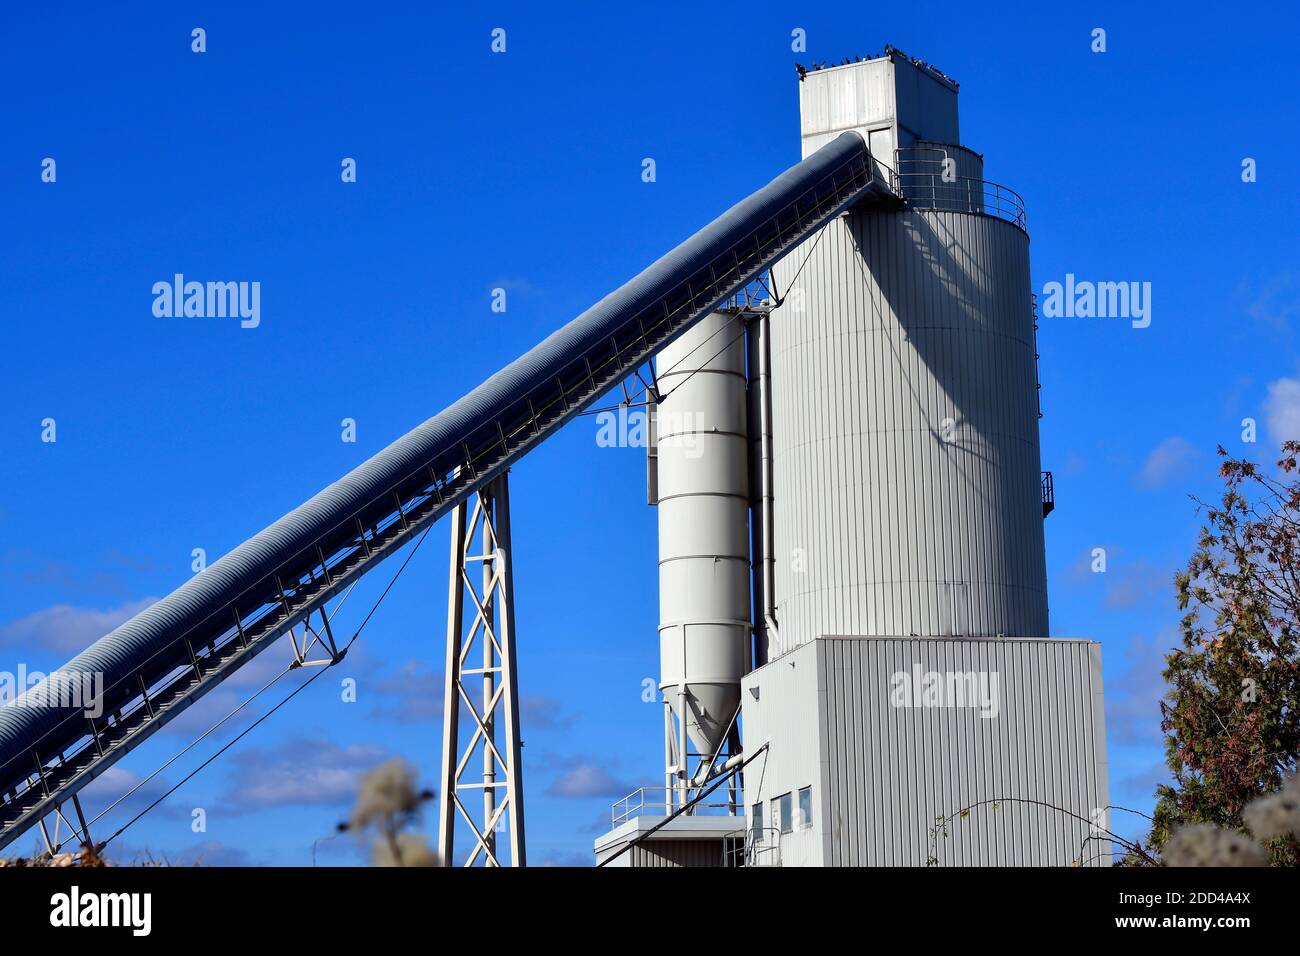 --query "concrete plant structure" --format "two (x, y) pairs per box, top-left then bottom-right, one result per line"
(0, 44), (1106, 871)
(597, 48), (1108, 868)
